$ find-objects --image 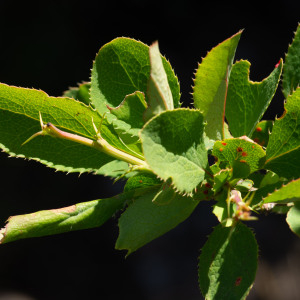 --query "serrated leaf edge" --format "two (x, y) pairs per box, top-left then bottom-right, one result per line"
(198, 222), (258, 300)
(262, 178), (300, 203)
(140, 107), (209, 196)
(282, 22), (300, 98)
